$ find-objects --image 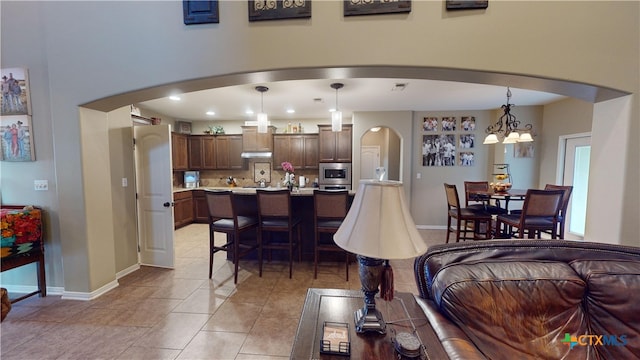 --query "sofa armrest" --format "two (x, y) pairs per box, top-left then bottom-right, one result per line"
(414, 297), (488, 360)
